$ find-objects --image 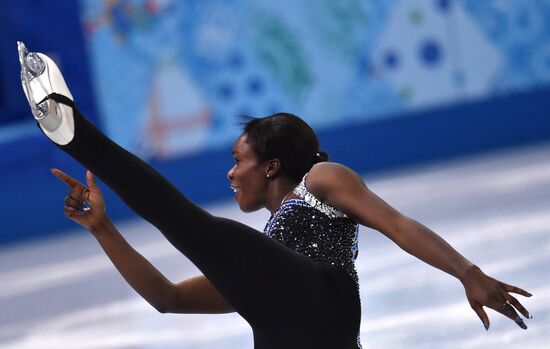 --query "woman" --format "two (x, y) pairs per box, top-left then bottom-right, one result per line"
(18, 42), (532, 349)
